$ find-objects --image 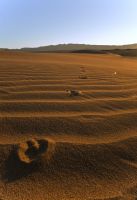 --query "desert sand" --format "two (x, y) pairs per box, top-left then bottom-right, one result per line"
(0, 52), (137, 199)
